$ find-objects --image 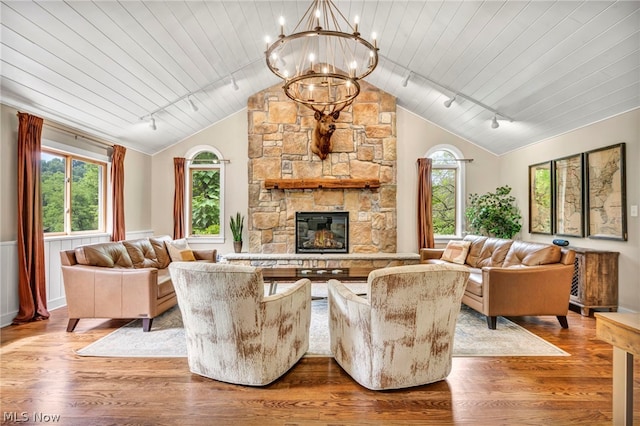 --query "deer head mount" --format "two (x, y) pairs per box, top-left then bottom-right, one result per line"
(309, 103), (350, 160)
